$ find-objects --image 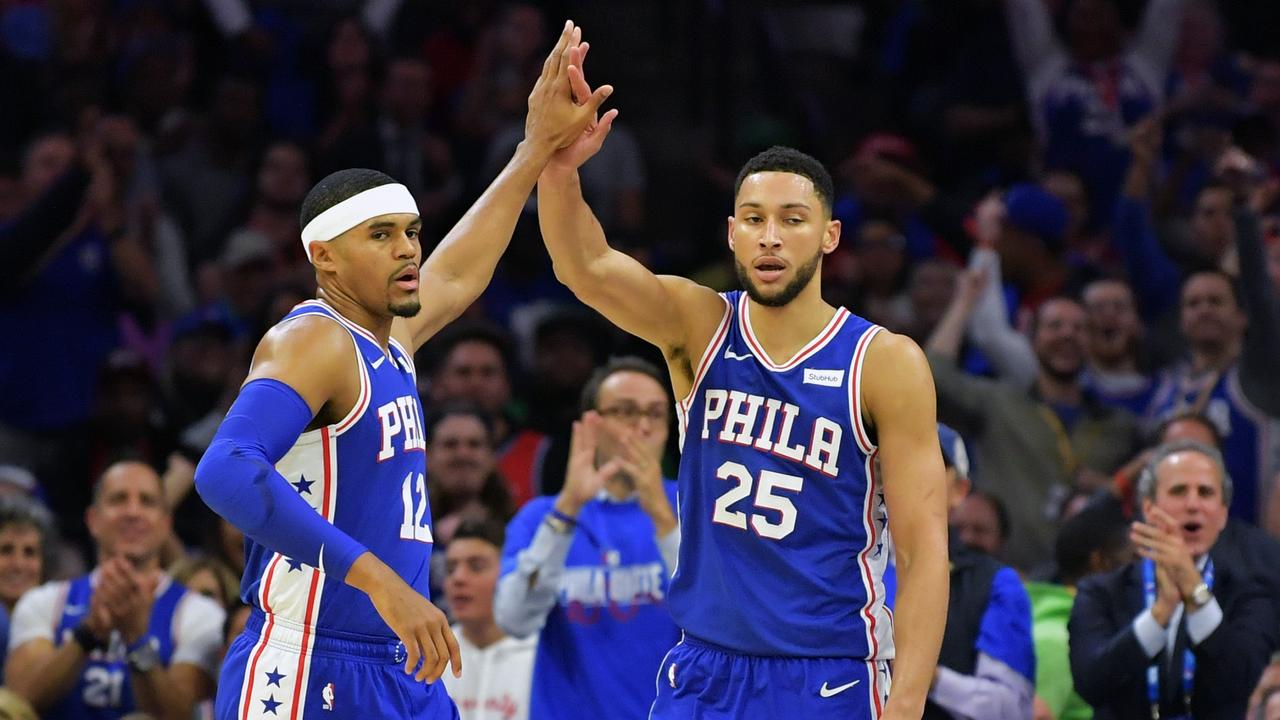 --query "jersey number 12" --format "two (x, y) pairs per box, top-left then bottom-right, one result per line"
(399, 472), (434, 543)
